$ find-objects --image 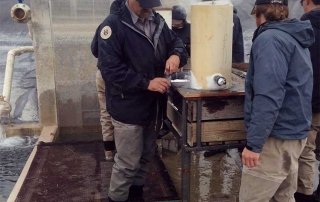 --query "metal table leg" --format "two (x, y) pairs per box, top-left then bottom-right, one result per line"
(196, 99), (202, 148)
(181, 100), (191, 202)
